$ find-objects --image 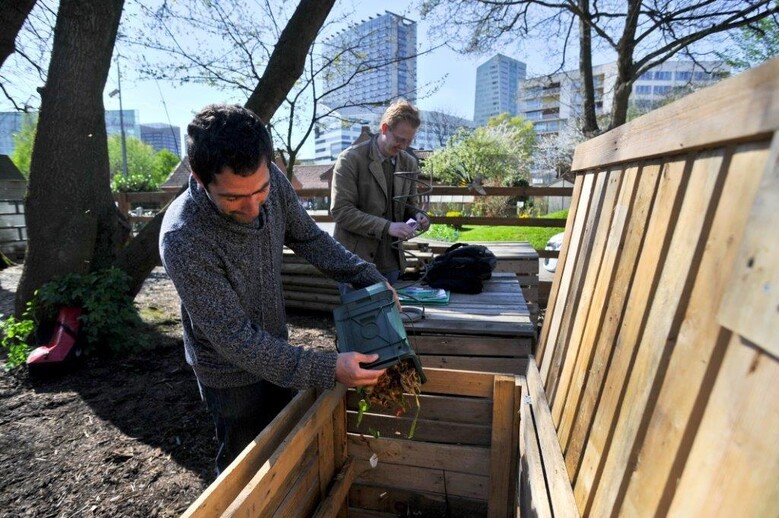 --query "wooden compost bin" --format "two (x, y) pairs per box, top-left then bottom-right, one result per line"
(527, 58), (779, 516)
(182, 368), (522, 517)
